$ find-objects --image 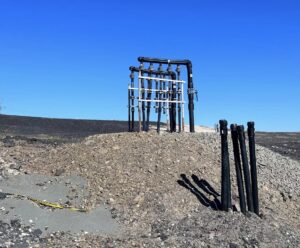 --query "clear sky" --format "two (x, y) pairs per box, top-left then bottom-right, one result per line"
(0, 0), (299, 131)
